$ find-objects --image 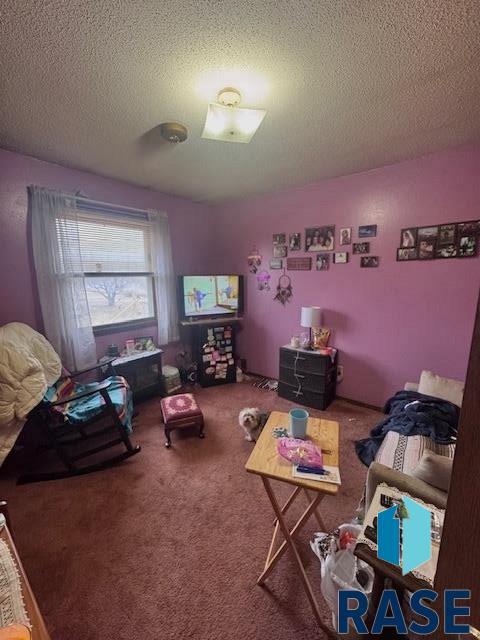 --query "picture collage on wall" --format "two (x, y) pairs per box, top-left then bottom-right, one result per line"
(397, 221), (479, 261)
(254, 224), (382, 303)
(267, 225), (380, 278)
(337, 225), (379, 267)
